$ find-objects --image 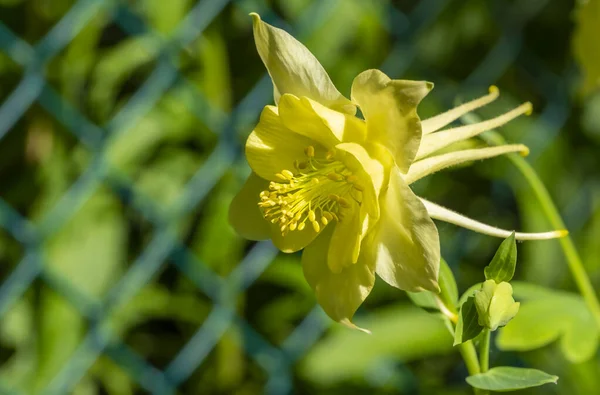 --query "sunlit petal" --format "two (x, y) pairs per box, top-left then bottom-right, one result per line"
(228, 173), (271, 241)
(302, 226), (376, 329)
(251, 13), (356, 114)
(246, 105), (323, 181)
(351, 69), (432, 173)
(373, 168), (440, 292)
